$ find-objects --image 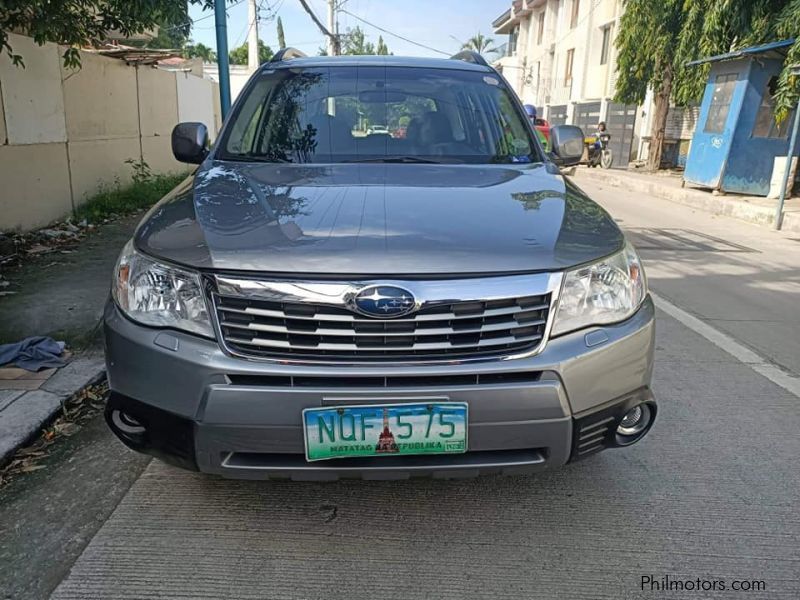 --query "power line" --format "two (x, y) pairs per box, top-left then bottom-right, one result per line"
(338, 8), (450, 56)
(163, 0), (247, 33)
